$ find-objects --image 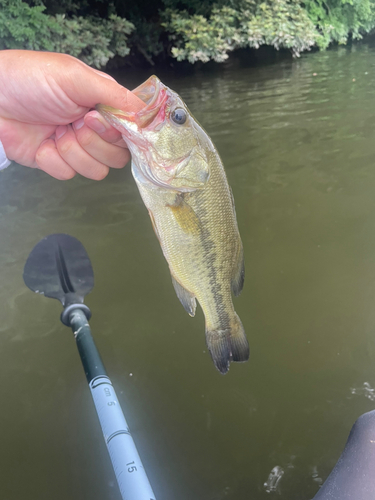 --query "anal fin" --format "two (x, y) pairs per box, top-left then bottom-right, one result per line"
(171, 276), (196, 317)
